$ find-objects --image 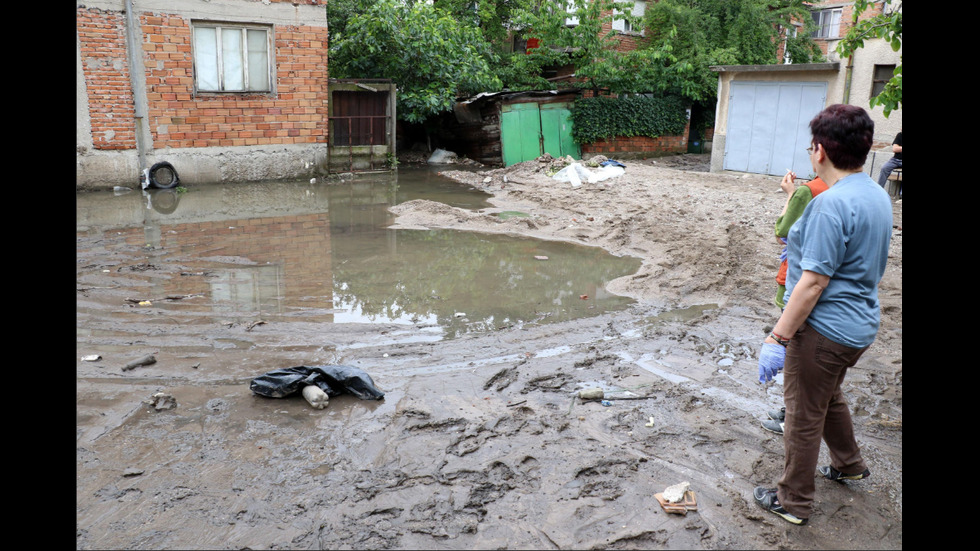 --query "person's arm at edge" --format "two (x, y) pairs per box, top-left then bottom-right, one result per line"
(775, 186), (812, 241)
